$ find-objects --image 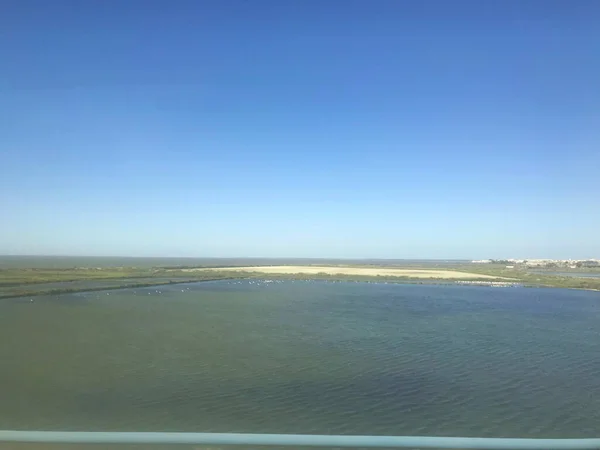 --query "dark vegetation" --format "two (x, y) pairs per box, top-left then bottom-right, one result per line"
(0, 267), (251, 299)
